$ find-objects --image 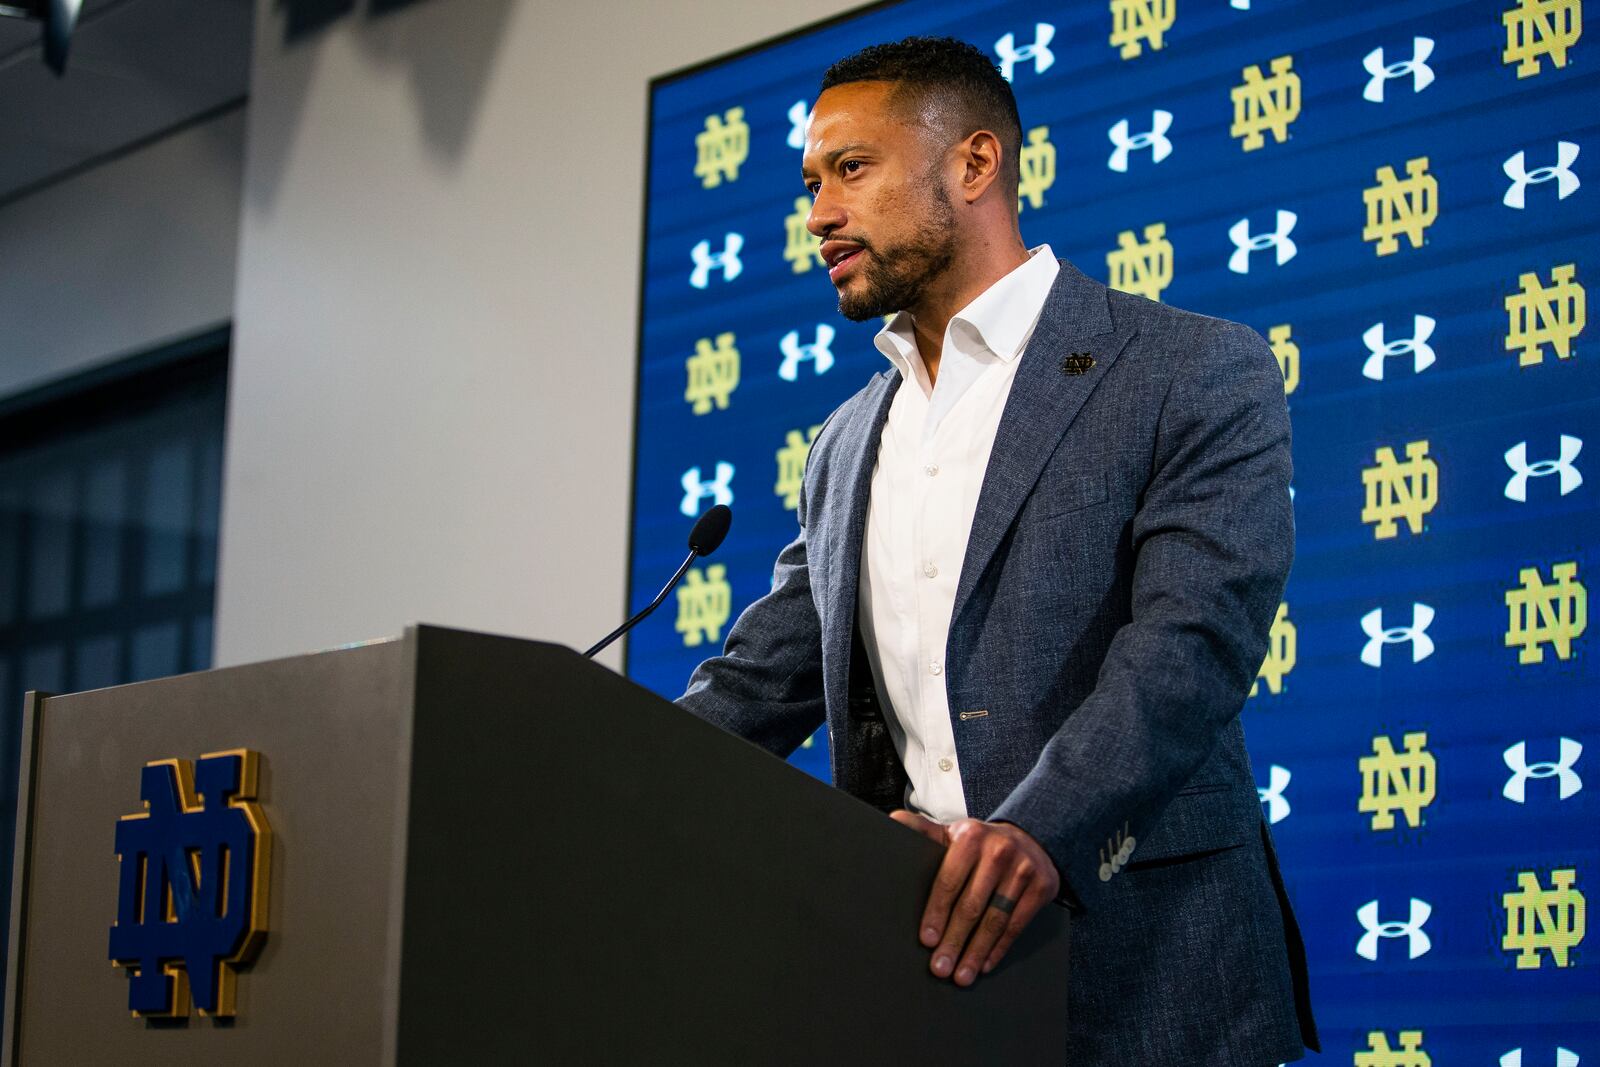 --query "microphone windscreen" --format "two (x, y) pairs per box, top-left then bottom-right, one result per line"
(688, 504), (732, 556)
